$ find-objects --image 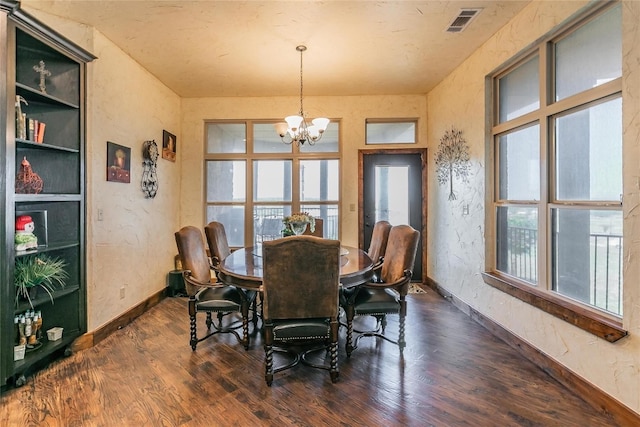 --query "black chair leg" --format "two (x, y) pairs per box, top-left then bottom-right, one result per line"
(265, 345), (274, 386)
(206, 312), (213, 330)
(345, 305), (355, 357)
(188, 298), (198, 351)
(242, 302), (250, 350)
(399, 297), (407, 351)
